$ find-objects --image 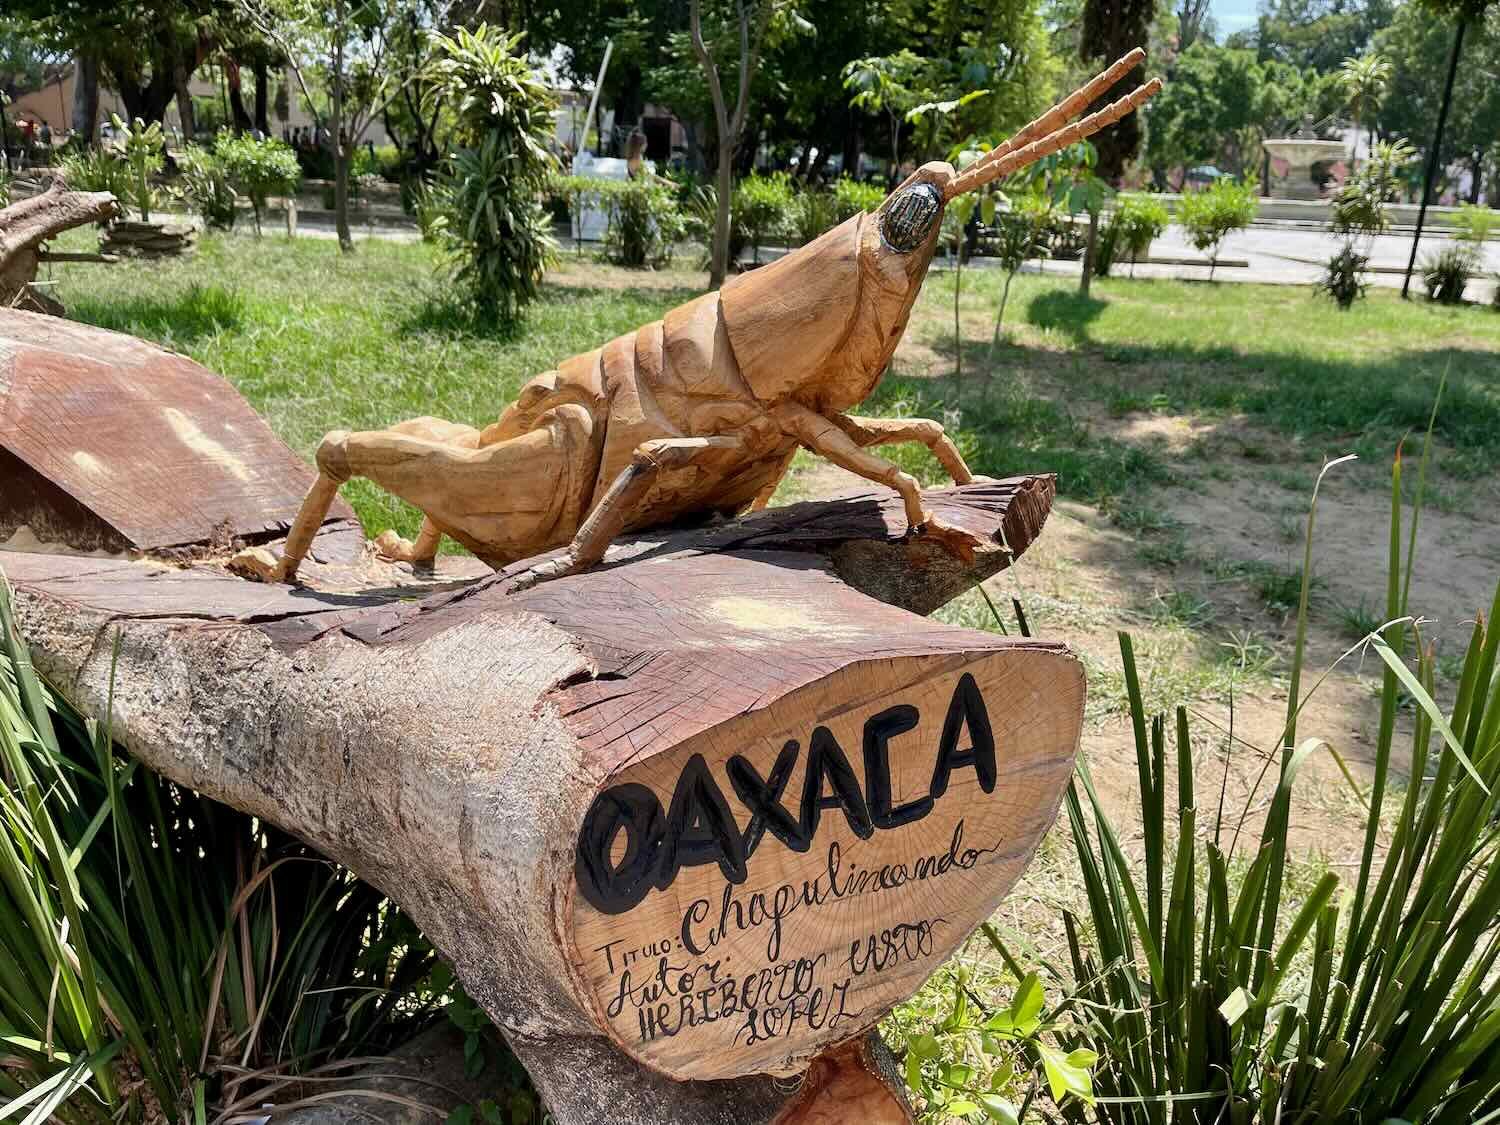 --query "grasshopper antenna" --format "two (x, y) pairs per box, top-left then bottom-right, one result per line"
(945, 53), (1162, 199)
